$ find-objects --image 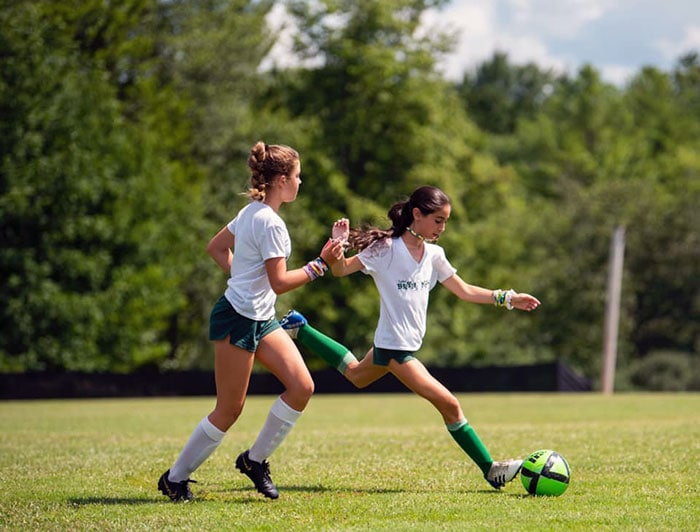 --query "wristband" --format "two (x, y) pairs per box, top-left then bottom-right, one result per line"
(493, 289), (516, 310)
(493, 289), (505, 306)
(303, 262), (319, 280)
(505, 289), (515, 310)
(303, 257), (328, 281)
